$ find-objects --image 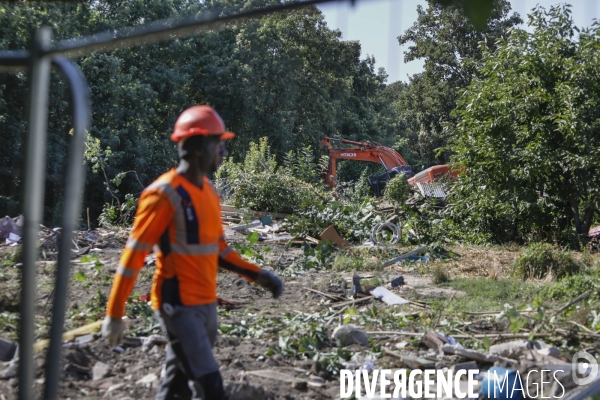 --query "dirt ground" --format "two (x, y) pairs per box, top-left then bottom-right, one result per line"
(0, 226), (592, 399)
